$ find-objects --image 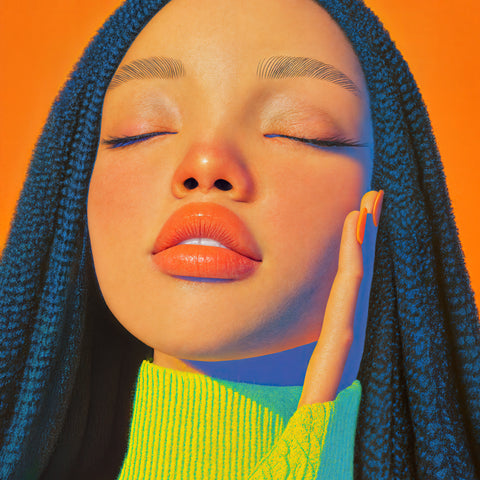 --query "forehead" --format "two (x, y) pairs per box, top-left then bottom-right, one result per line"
(118, 0), (366, 95)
